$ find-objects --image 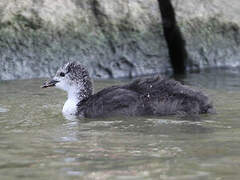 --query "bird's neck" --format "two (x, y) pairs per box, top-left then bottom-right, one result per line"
(62, 85), (92, 116)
